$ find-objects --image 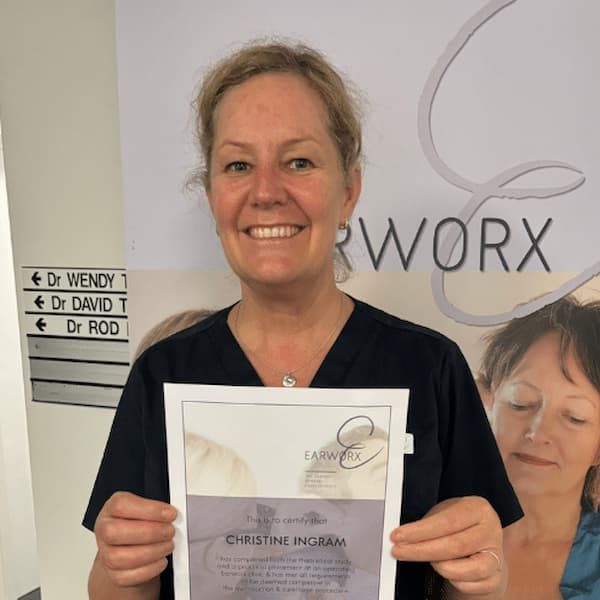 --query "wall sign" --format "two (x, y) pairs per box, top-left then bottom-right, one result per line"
(21, 267), (129, 408)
